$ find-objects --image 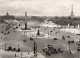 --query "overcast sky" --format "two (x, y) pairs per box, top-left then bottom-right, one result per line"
(0, 0), (80, 16)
